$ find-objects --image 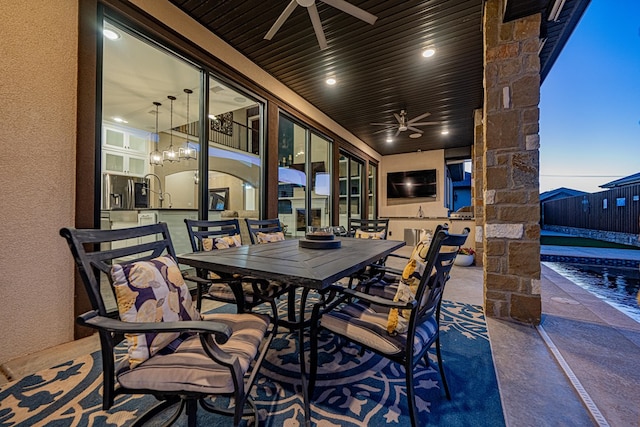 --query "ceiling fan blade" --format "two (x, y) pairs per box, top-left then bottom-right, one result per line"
(410, 121), (442, 126)
(307, 3), (328, 50)
(393, 113), (403, 124)
(372, 127), (395, 134)
(407, 112), (431, 124)
(407, 126), (424, 133)
(265, 0), (298, 40)
(321, 0), (378, 25)
(394, 128), (401, 137)
(370, 122), (396, 126)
